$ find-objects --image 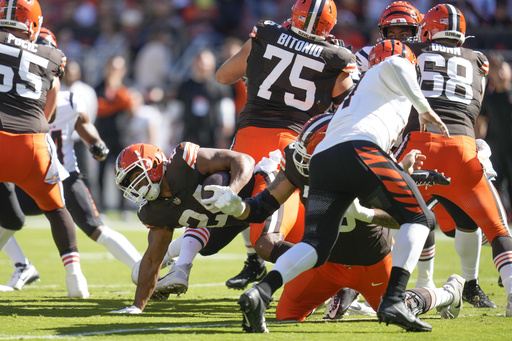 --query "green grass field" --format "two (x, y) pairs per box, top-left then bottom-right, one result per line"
(0, 212), (510, 340)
